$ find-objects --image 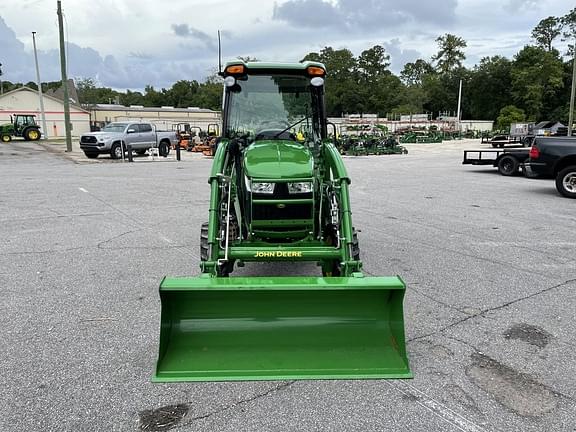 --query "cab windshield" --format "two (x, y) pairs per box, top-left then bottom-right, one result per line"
(102, 123), (129, 133)
(225, 75), (316, 141)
